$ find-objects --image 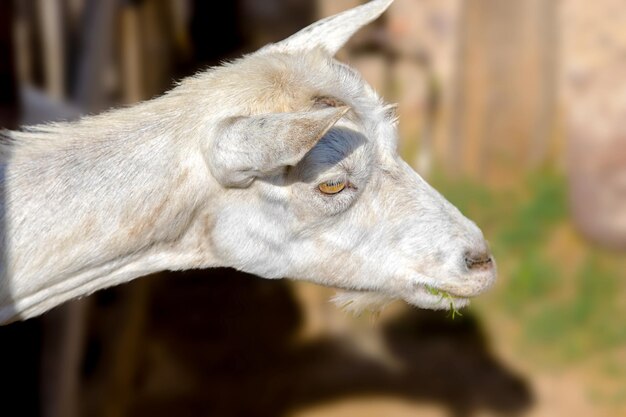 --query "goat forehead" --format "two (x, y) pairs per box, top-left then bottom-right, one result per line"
(267, 51), (380, 108)
(226, 50), (398, 150)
